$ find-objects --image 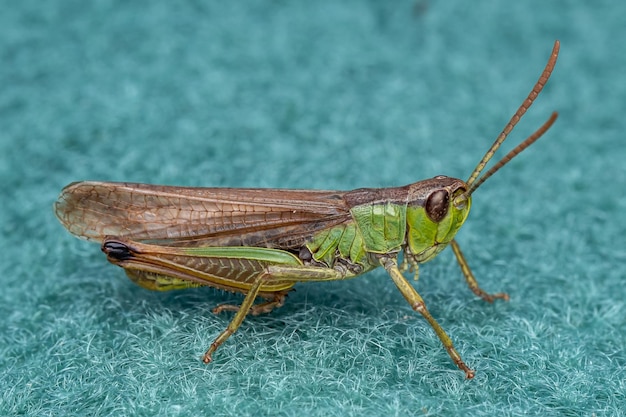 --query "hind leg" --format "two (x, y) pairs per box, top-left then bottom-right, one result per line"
(202, 264), (345, 363)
